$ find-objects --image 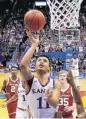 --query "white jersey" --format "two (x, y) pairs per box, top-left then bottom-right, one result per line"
(16, 81), (29, 119)
(71, 58), (79, 69)
(17, 81), (27, 109)
(26, 77), (55, 118)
